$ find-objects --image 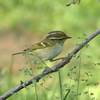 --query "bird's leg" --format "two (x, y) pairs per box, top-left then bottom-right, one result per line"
(42, 61), (51, 72)
(41, 61), (48, 67)
(50, 57), (68, 62)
